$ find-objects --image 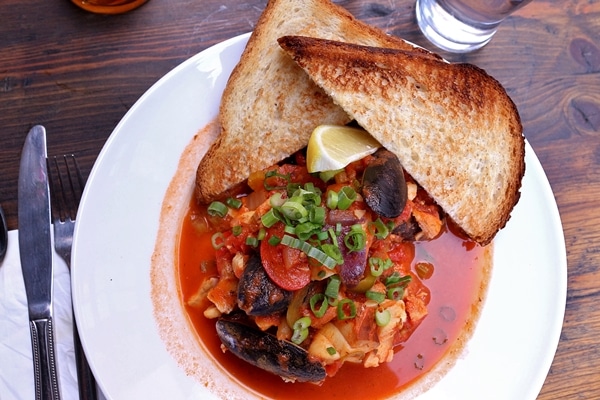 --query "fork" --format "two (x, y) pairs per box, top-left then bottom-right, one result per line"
(48, 155), (98, 400)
